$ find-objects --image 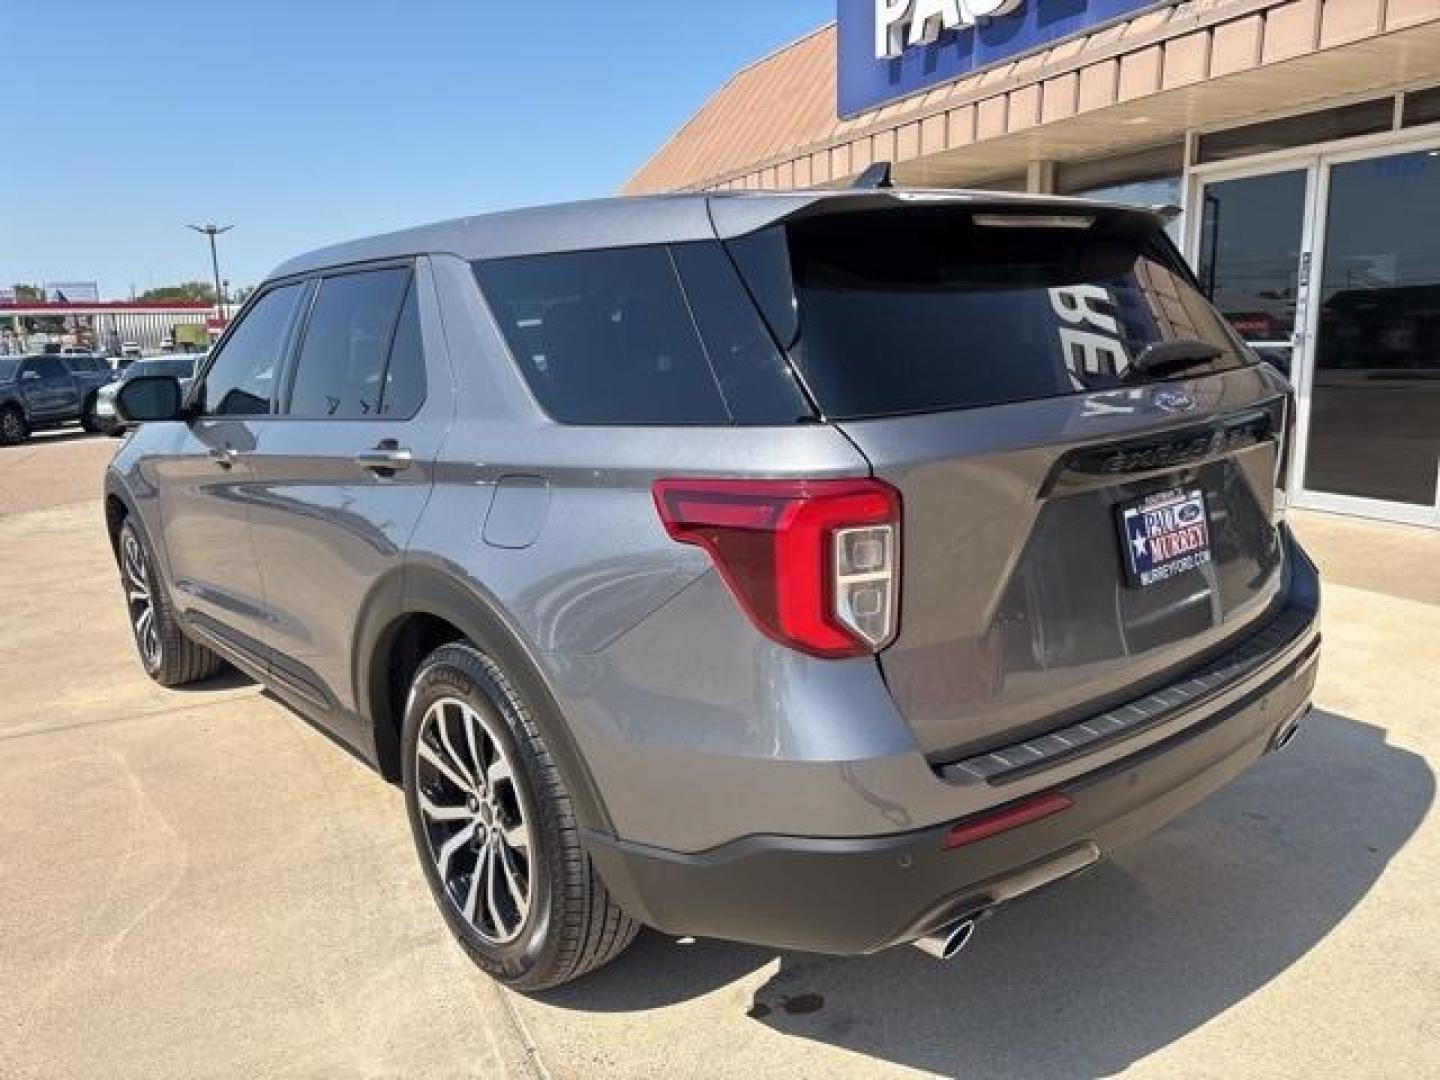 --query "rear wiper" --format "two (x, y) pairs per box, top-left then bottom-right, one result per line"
(1127, 339), (1223, 379)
